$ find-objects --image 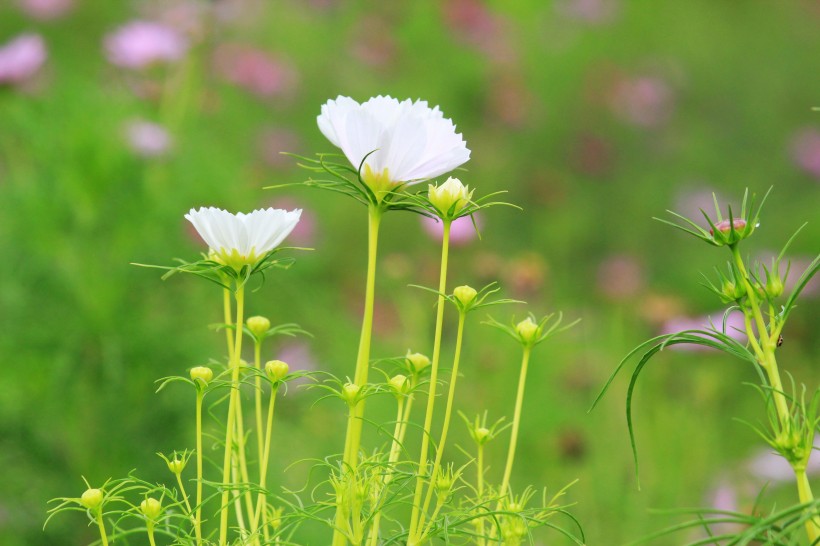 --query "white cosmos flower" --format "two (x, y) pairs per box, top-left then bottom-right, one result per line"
(185, 207), (301, 270)
(317, 95), (470, 199)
